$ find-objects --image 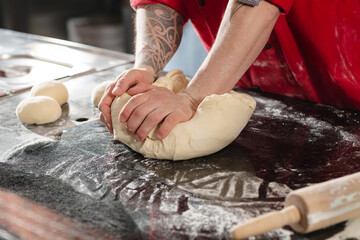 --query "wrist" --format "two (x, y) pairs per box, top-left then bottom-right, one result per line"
(178, 91), (198, 112)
